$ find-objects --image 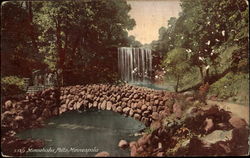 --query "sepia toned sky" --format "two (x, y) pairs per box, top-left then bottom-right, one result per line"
(127, 0), (182, 44)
